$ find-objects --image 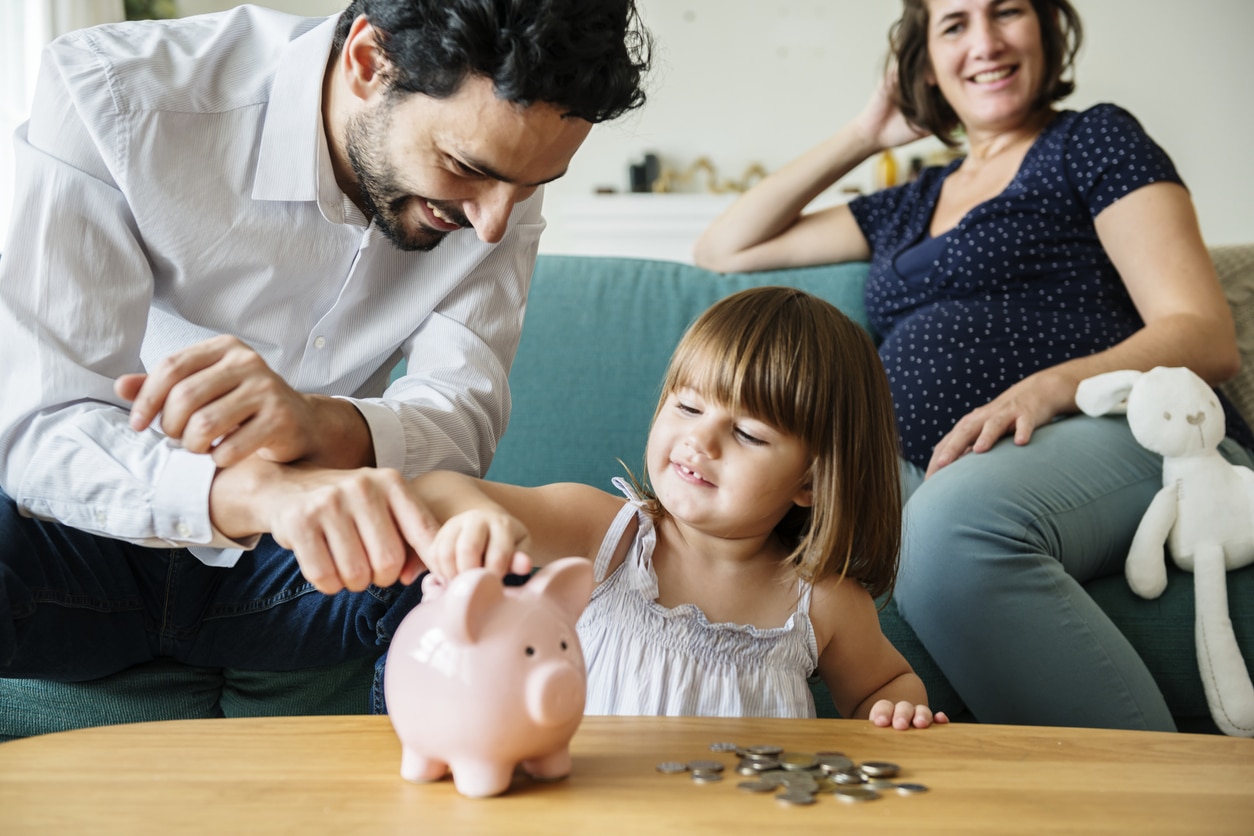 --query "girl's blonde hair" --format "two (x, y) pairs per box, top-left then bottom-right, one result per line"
(635, 286), (902, 599)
